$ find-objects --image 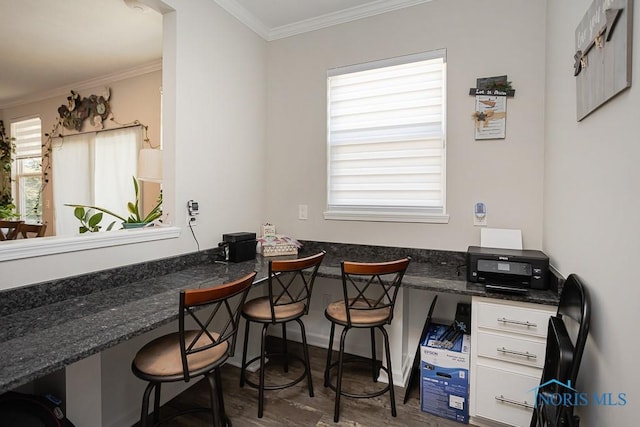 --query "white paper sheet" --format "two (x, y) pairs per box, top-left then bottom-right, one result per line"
(480, 228), (522, 250)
